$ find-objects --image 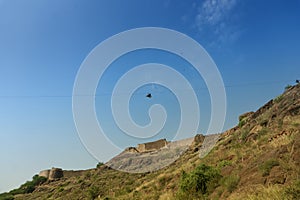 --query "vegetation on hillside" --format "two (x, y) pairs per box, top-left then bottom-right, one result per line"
(1, 83), (300, 200)
(0, 175), (46, 200)
(176, 164), (221, 199)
